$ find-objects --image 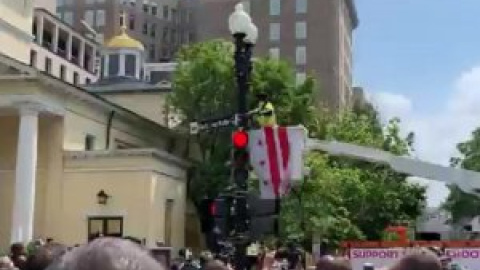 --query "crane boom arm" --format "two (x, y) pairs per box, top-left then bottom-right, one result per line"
(306, 139), (480, 196)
